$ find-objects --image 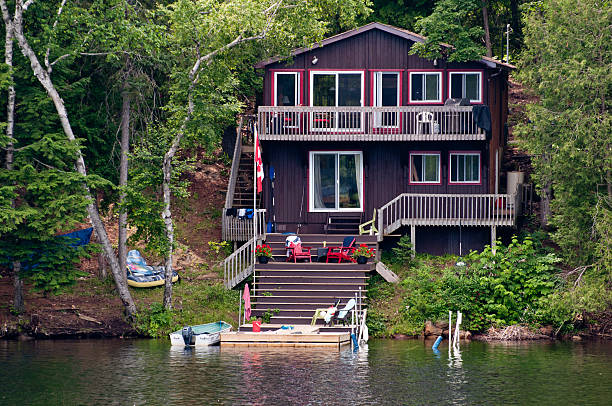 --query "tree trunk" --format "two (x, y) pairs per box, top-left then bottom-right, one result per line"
(481, 1), (492, 57)
(3, 0), (137, 317)
(118, 82), (130, 287)
(510, 0), (522, 45)
(4, 7), (22, 315)
(540, 153), (553, 227)
(13, 261), (24, 314)
(162, 145), (178, 310)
